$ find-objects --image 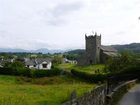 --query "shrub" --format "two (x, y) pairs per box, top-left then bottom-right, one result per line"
(0, 67), (16, 75)
(15, 68), (31, 77)
(0, 67), (62, 78)
(71, 69), (107, 83)
(105, 52), (133, 73)
(0, 67), (31, 77)
(32, 68), (62, 78)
